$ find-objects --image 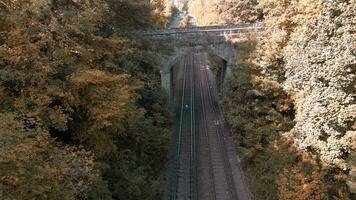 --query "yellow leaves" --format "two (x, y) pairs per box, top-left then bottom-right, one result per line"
(70, 69), (128, 88)
(285, 0), (324, 36)
(0, 113), (99, 199)
(278, 166), (328, 200)
(68, 69), (145, 157)
(258, 0), (324, 69)
(188, 0), (220, 25)
(0, 43), (37, 66)
(0, 0), (171, 198)
(0, 29), (51, 74)
(1, 175), (20, 187)
(5, 28), (28, 47)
